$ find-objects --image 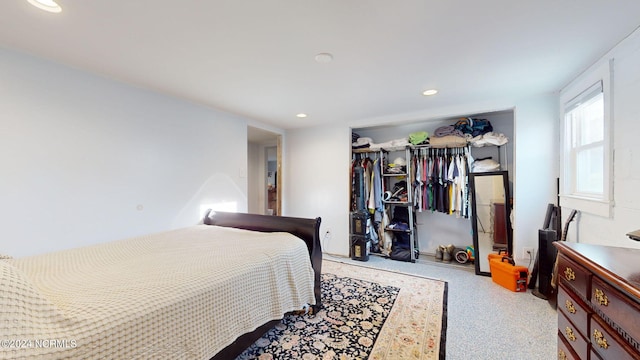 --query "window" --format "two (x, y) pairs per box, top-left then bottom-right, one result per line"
(565, 82), (604, 196)
(559, 61), (612, 217)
